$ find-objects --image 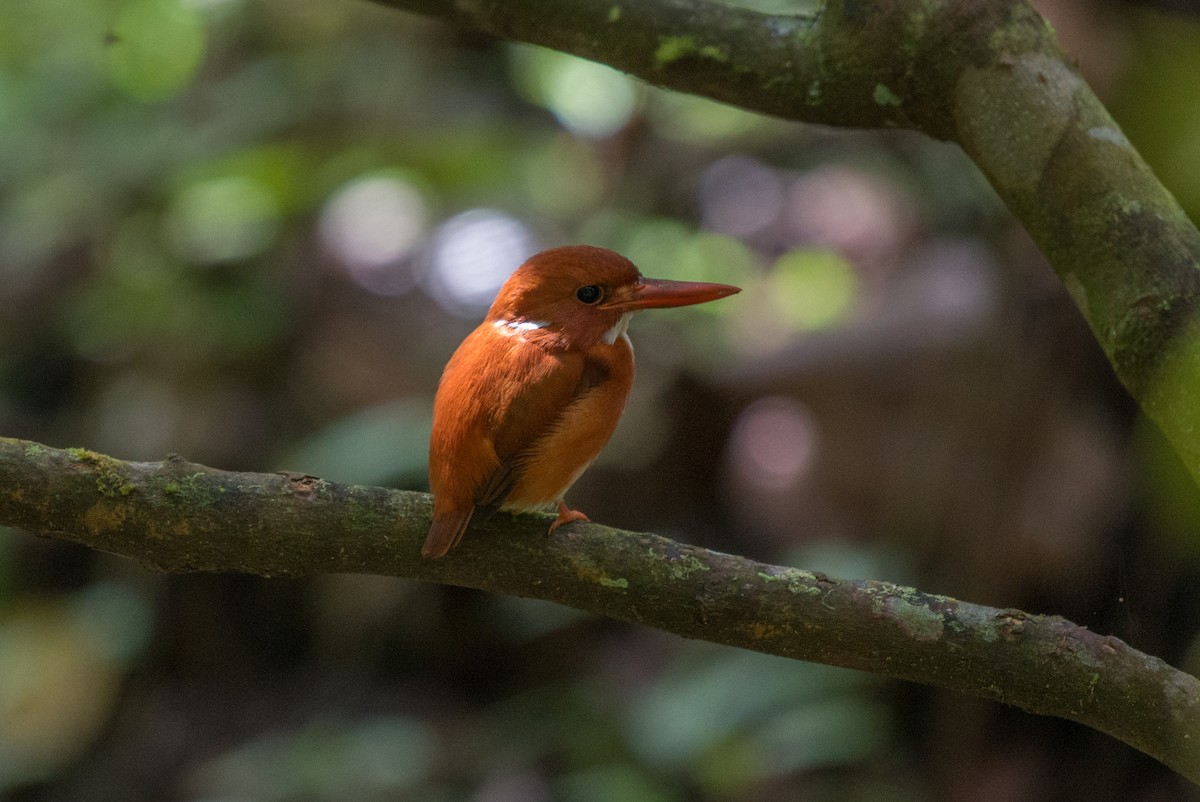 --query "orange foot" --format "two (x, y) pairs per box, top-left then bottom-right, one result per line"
(547, 500), (590, 535)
